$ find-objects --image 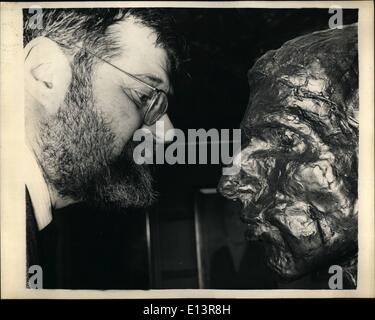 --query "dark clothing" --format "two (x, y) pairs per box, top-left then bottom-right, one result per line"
(25, 191), (149, 289)
(26, 187), (59, 288)
(26, 187), (39, 285)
